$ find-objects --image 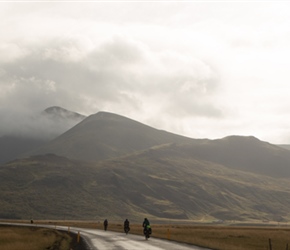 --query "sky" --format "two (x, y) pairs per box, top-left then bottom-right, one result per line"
(1, 1), (290, 144)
